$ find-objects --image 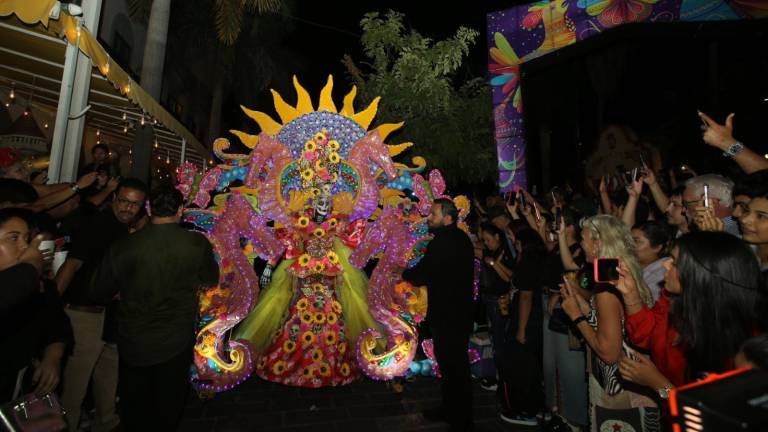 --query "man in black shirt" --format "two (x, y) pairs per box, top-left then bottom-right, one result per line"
(55, 178), (147, 432)
(91, 186), (219, 431)
(403, 198), (475, 431)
